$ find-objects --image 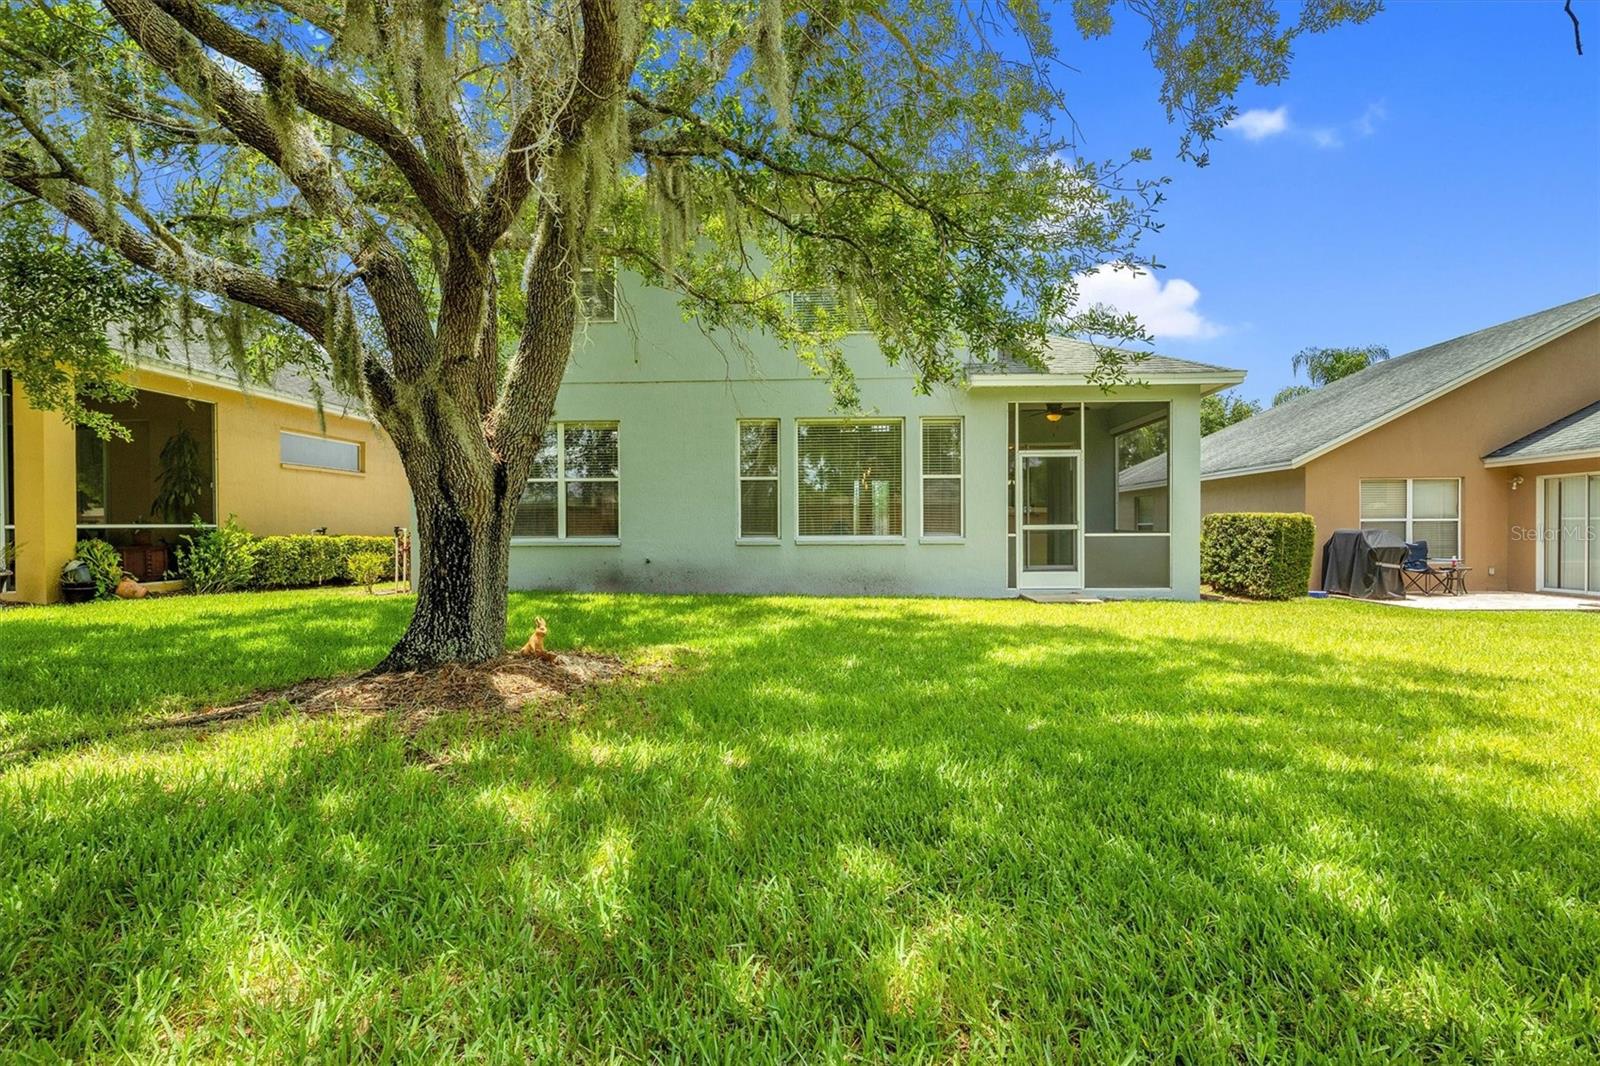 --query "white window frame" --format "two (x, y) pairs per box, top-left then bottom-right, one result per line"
(795, 417), (906, 543)
(735, 419), (781, 544)
(279, 429), (364, 474)
(919, 416), (964, 541)
(513, 421), (621, 544)
(1358, 477), (1462, 561)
